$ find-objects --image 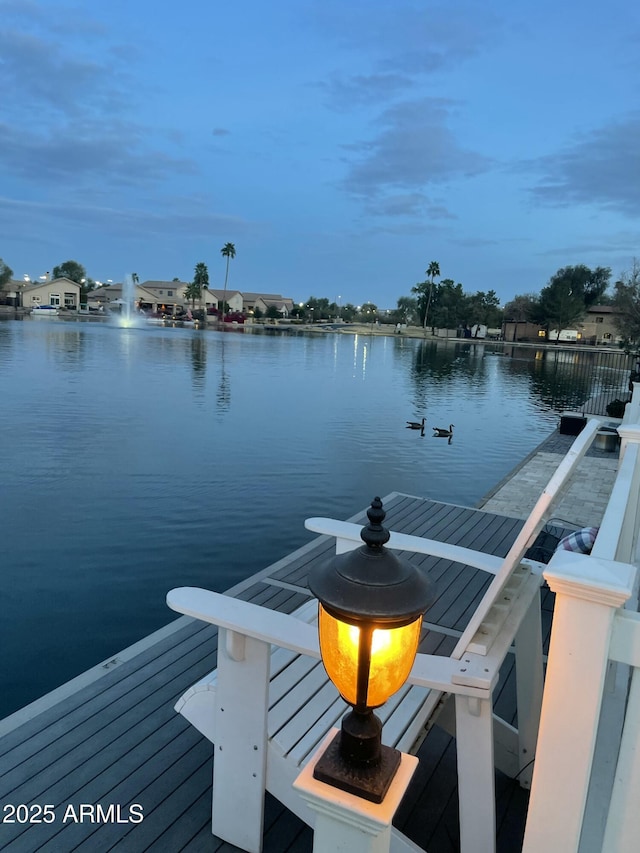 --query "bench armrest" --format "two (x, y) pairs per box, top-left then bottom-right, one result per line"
(167, 587), (494, 695)
(305, 518), (505, 575)
(167, 587), (321, 658)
